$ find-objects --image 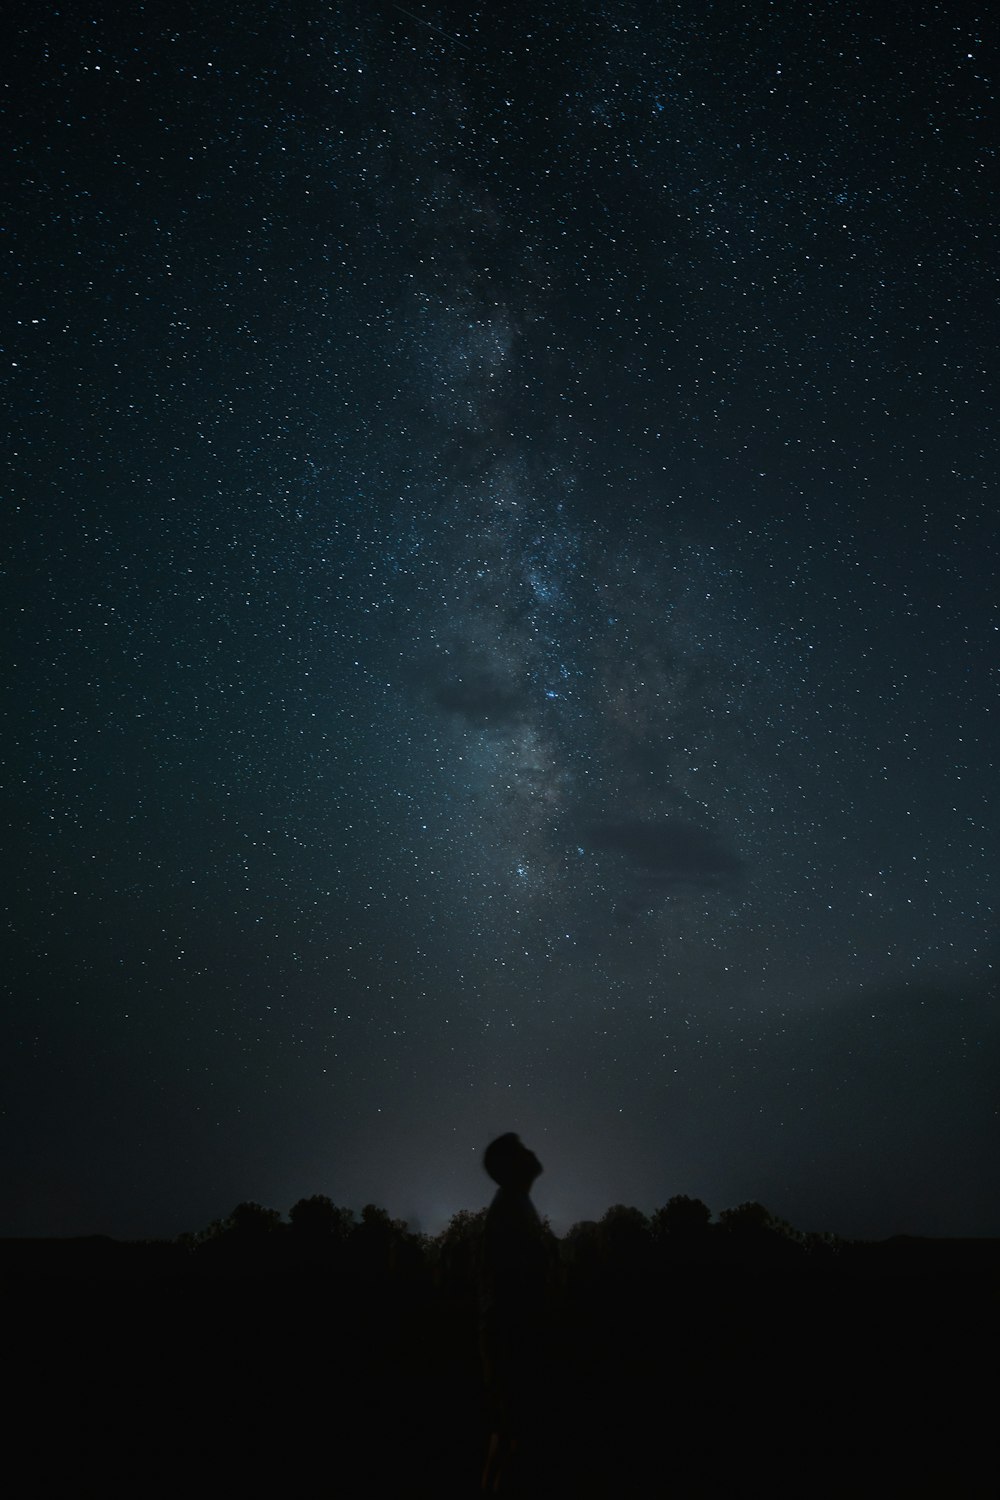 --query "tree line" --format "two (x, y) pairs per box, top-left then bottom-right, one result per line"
(174, 1192), (845, 1276)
